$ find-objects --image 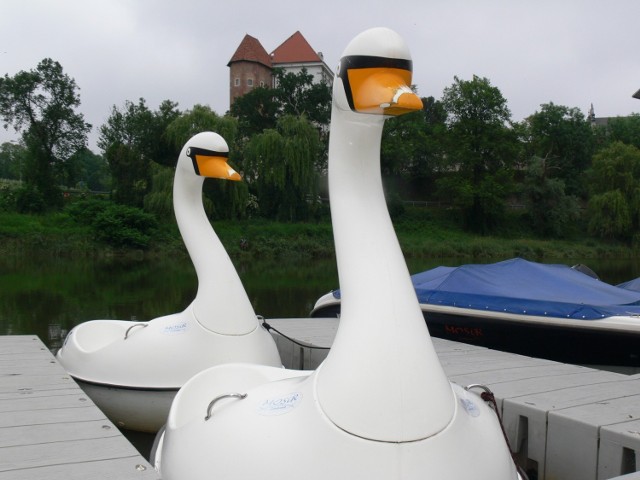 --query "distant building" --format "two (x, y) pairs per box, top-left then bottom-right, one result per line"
(588, 103), (612, 127)
(227, 31), (333, 107)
